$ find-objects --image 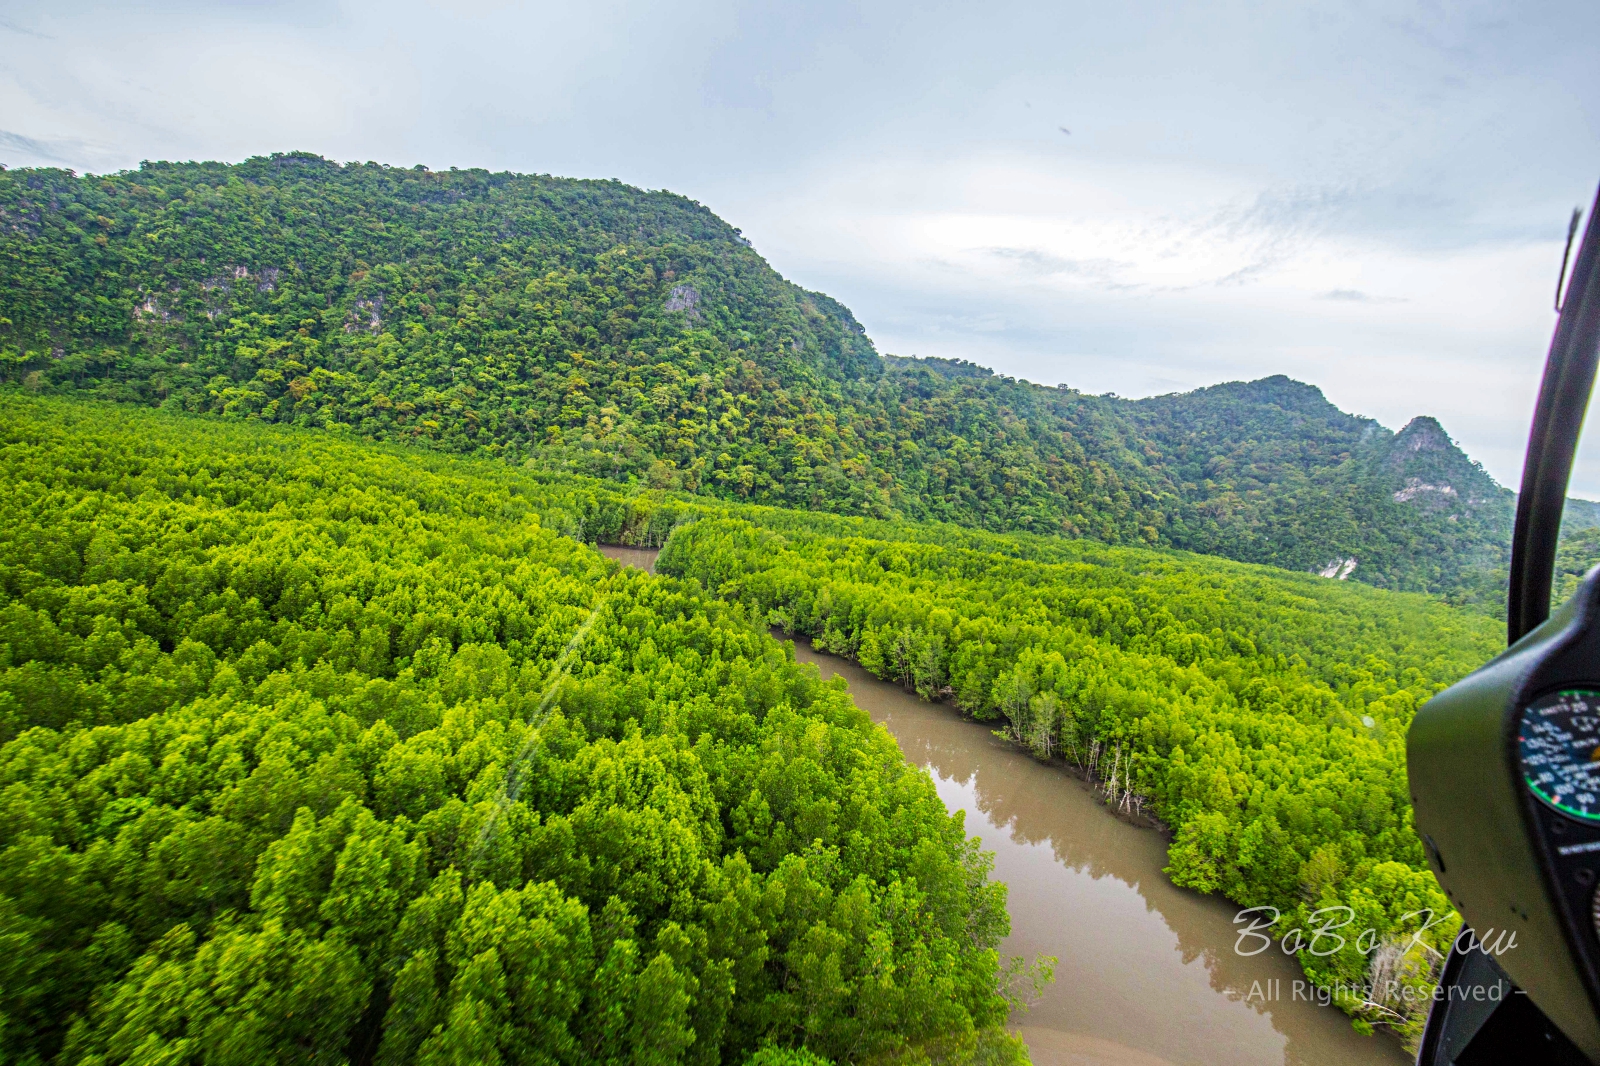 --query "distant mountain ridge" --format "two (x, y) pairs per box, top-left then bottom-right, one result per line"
(0, 151), (1546, 600)
(1115, 373), (1514, 592)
